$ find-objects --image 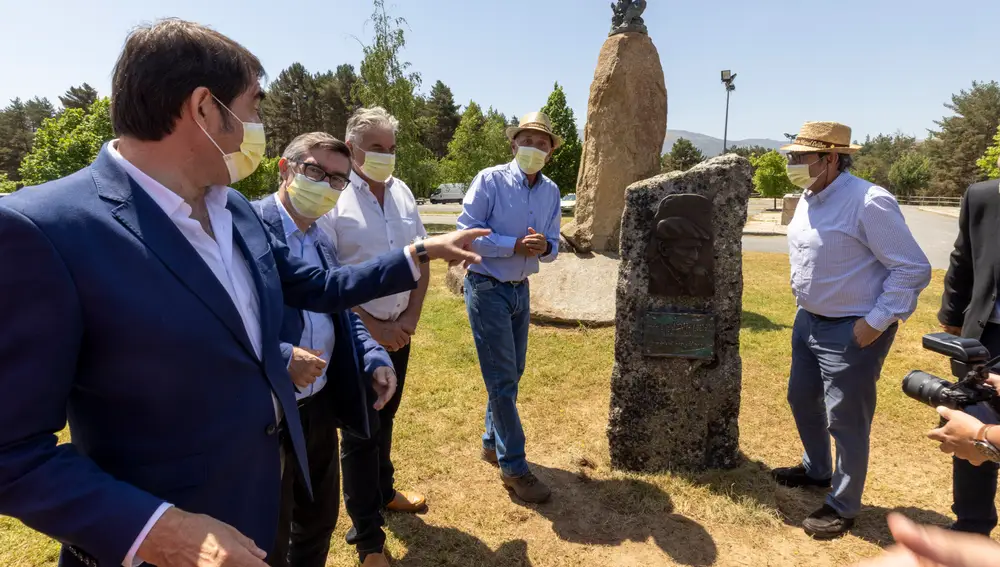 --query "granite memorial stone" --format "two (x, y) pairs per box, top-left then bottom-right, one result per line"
(608, 155), (752, 473)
